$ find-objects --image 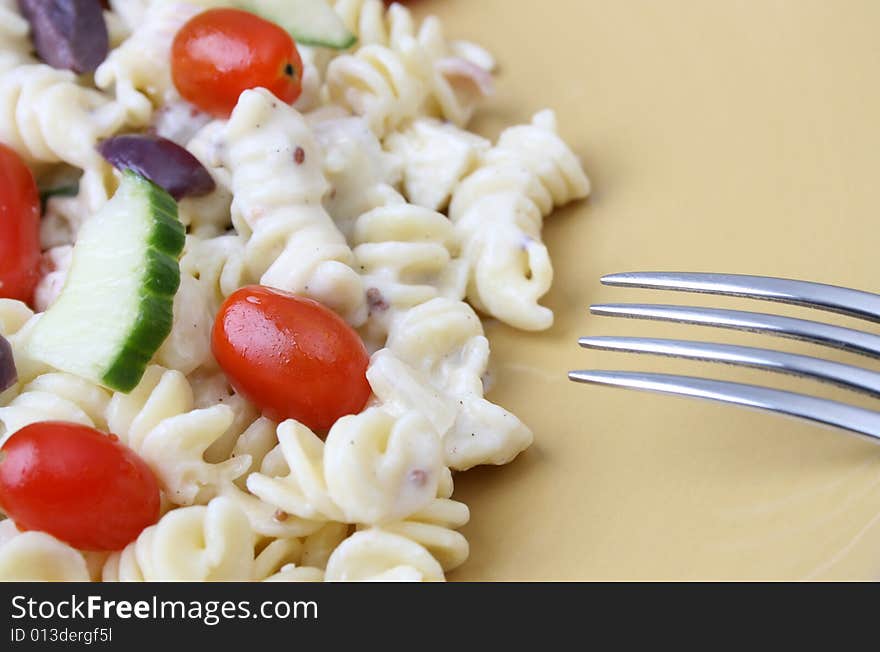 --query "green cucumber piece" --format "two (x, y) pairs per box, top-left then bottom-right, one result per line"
(29, 171), (184, 393)
(237, 0), (356, 50)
